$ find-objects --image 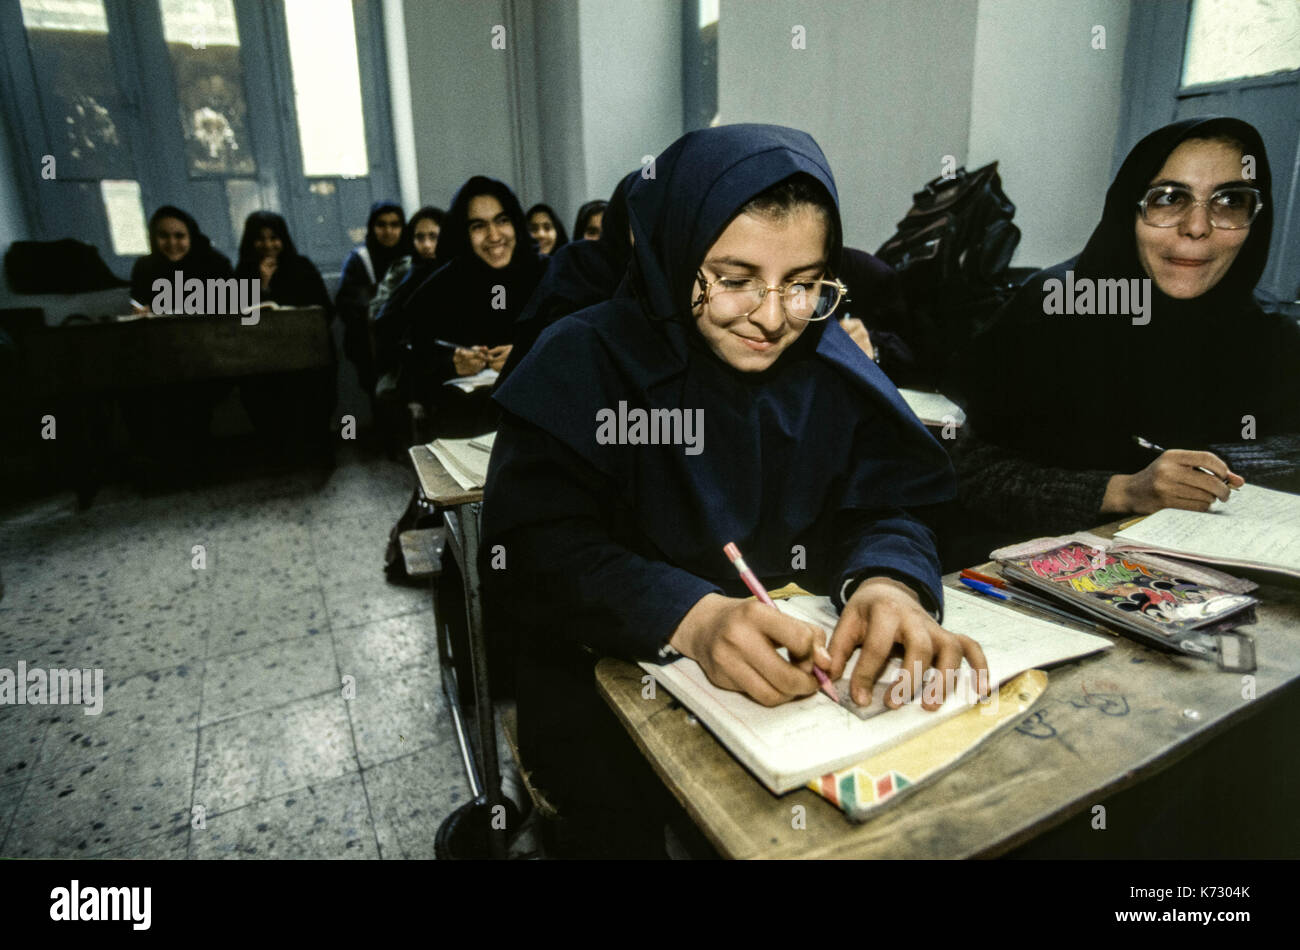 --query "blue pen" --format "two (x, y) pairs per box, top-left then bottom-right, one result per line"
(958, 577), (1092, 627)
